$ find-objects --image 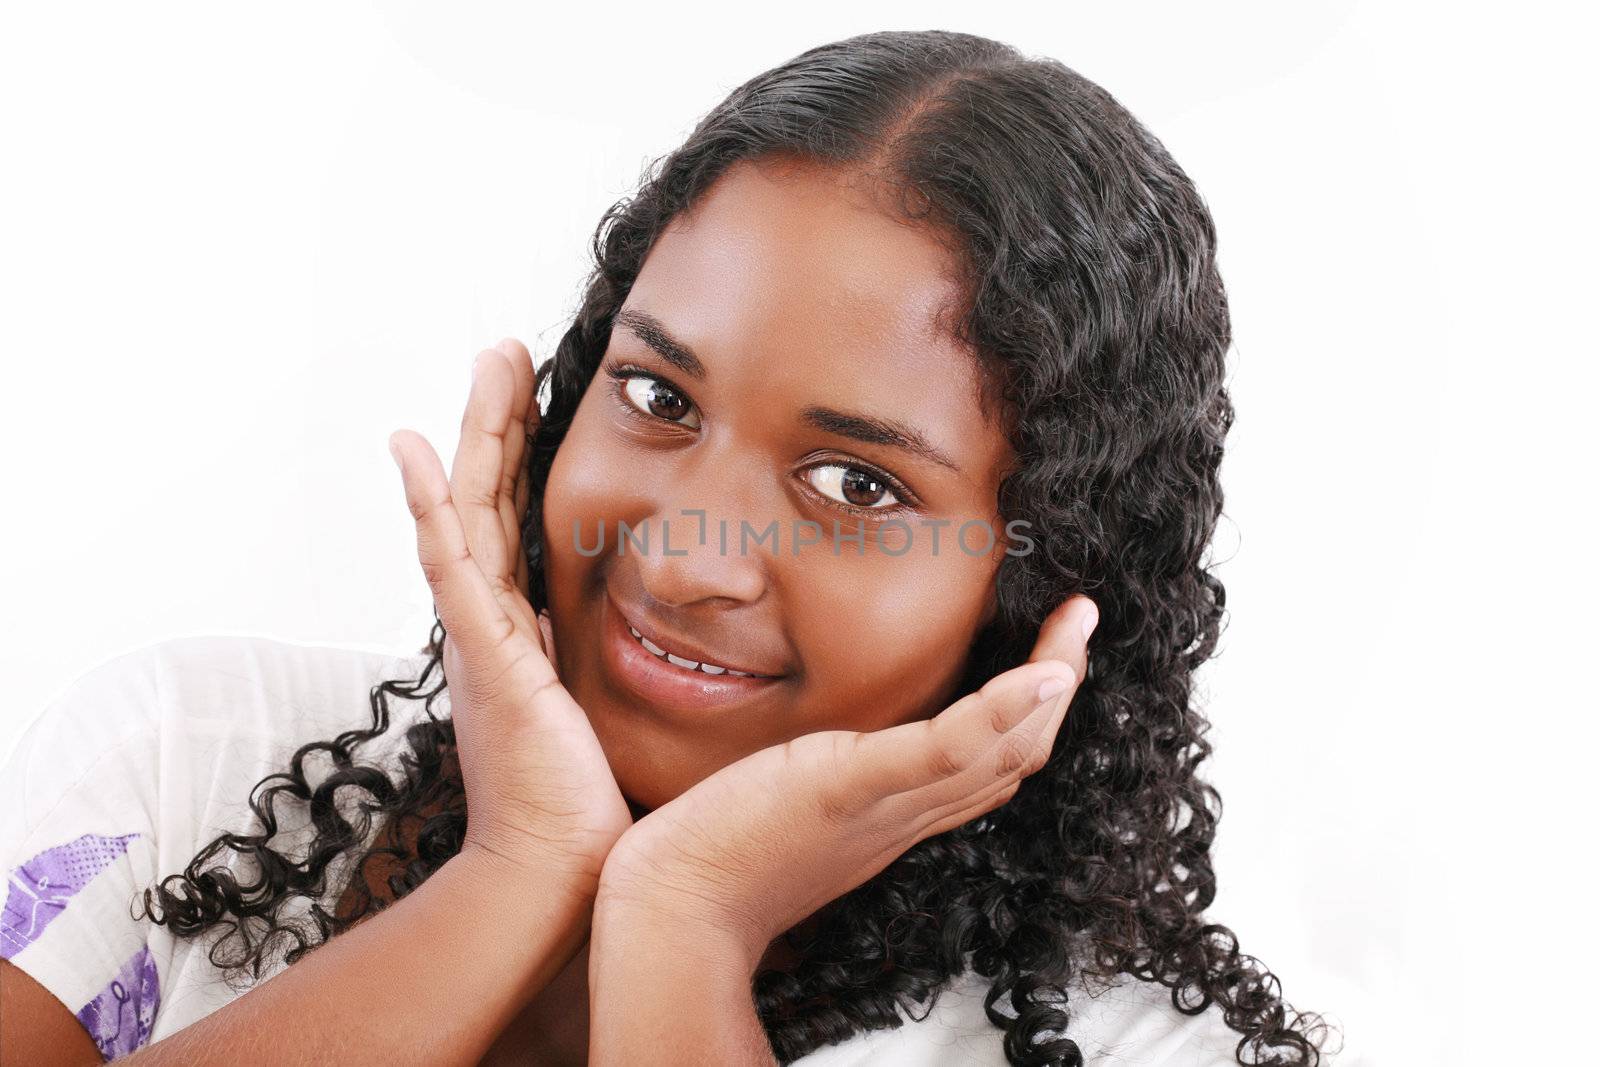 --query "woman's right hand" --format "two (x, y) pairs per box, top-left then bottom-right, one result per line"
(387, 338), (632, 899)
